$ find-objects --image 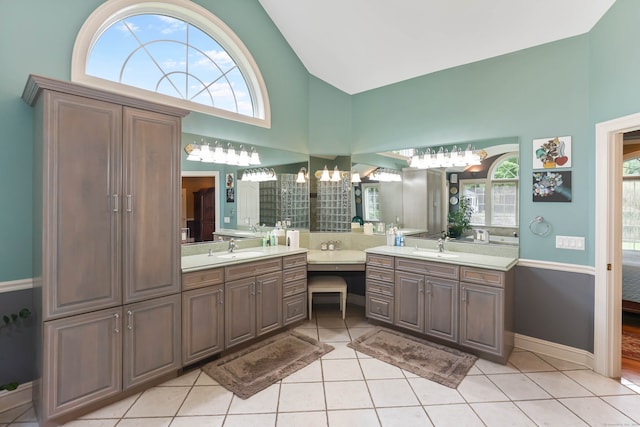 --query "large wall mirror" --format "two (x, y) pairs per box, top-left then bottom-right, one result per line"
(350, 137), (520, 247)
(181, 132), (309, 244)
